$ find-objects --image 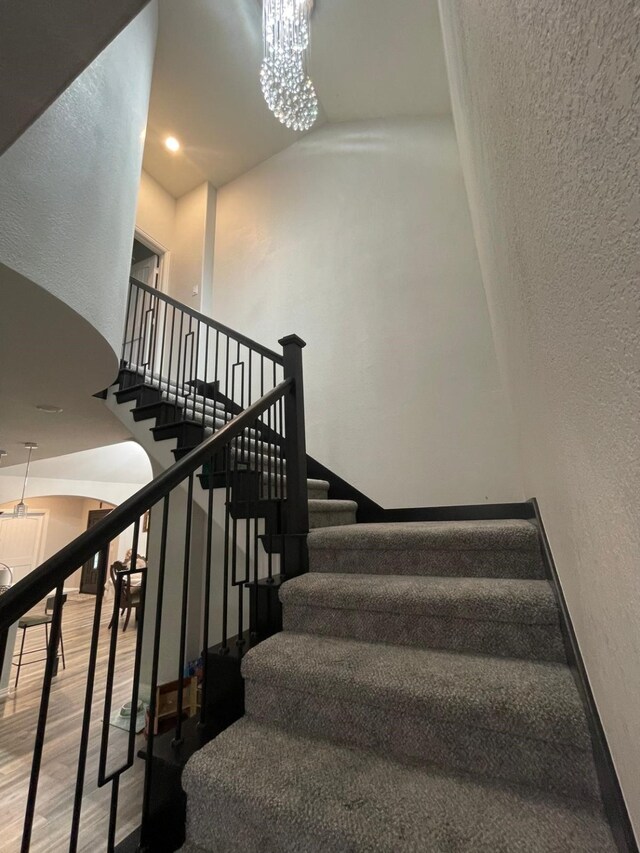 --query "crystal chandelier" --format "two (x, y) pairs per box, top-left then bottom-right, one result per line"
(260, 0), (318, 132)
(14, 442), (37, 518)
